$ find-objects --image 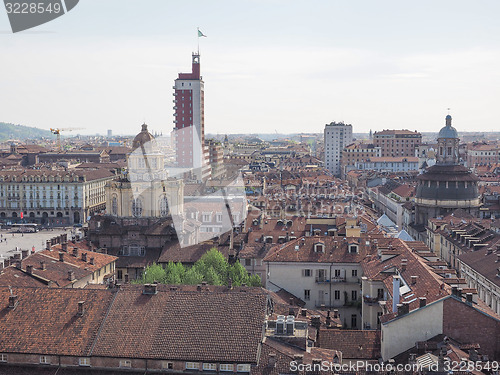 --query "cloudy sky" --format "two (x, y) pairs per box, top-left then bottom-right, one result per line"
(1, 0), (499, 136)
